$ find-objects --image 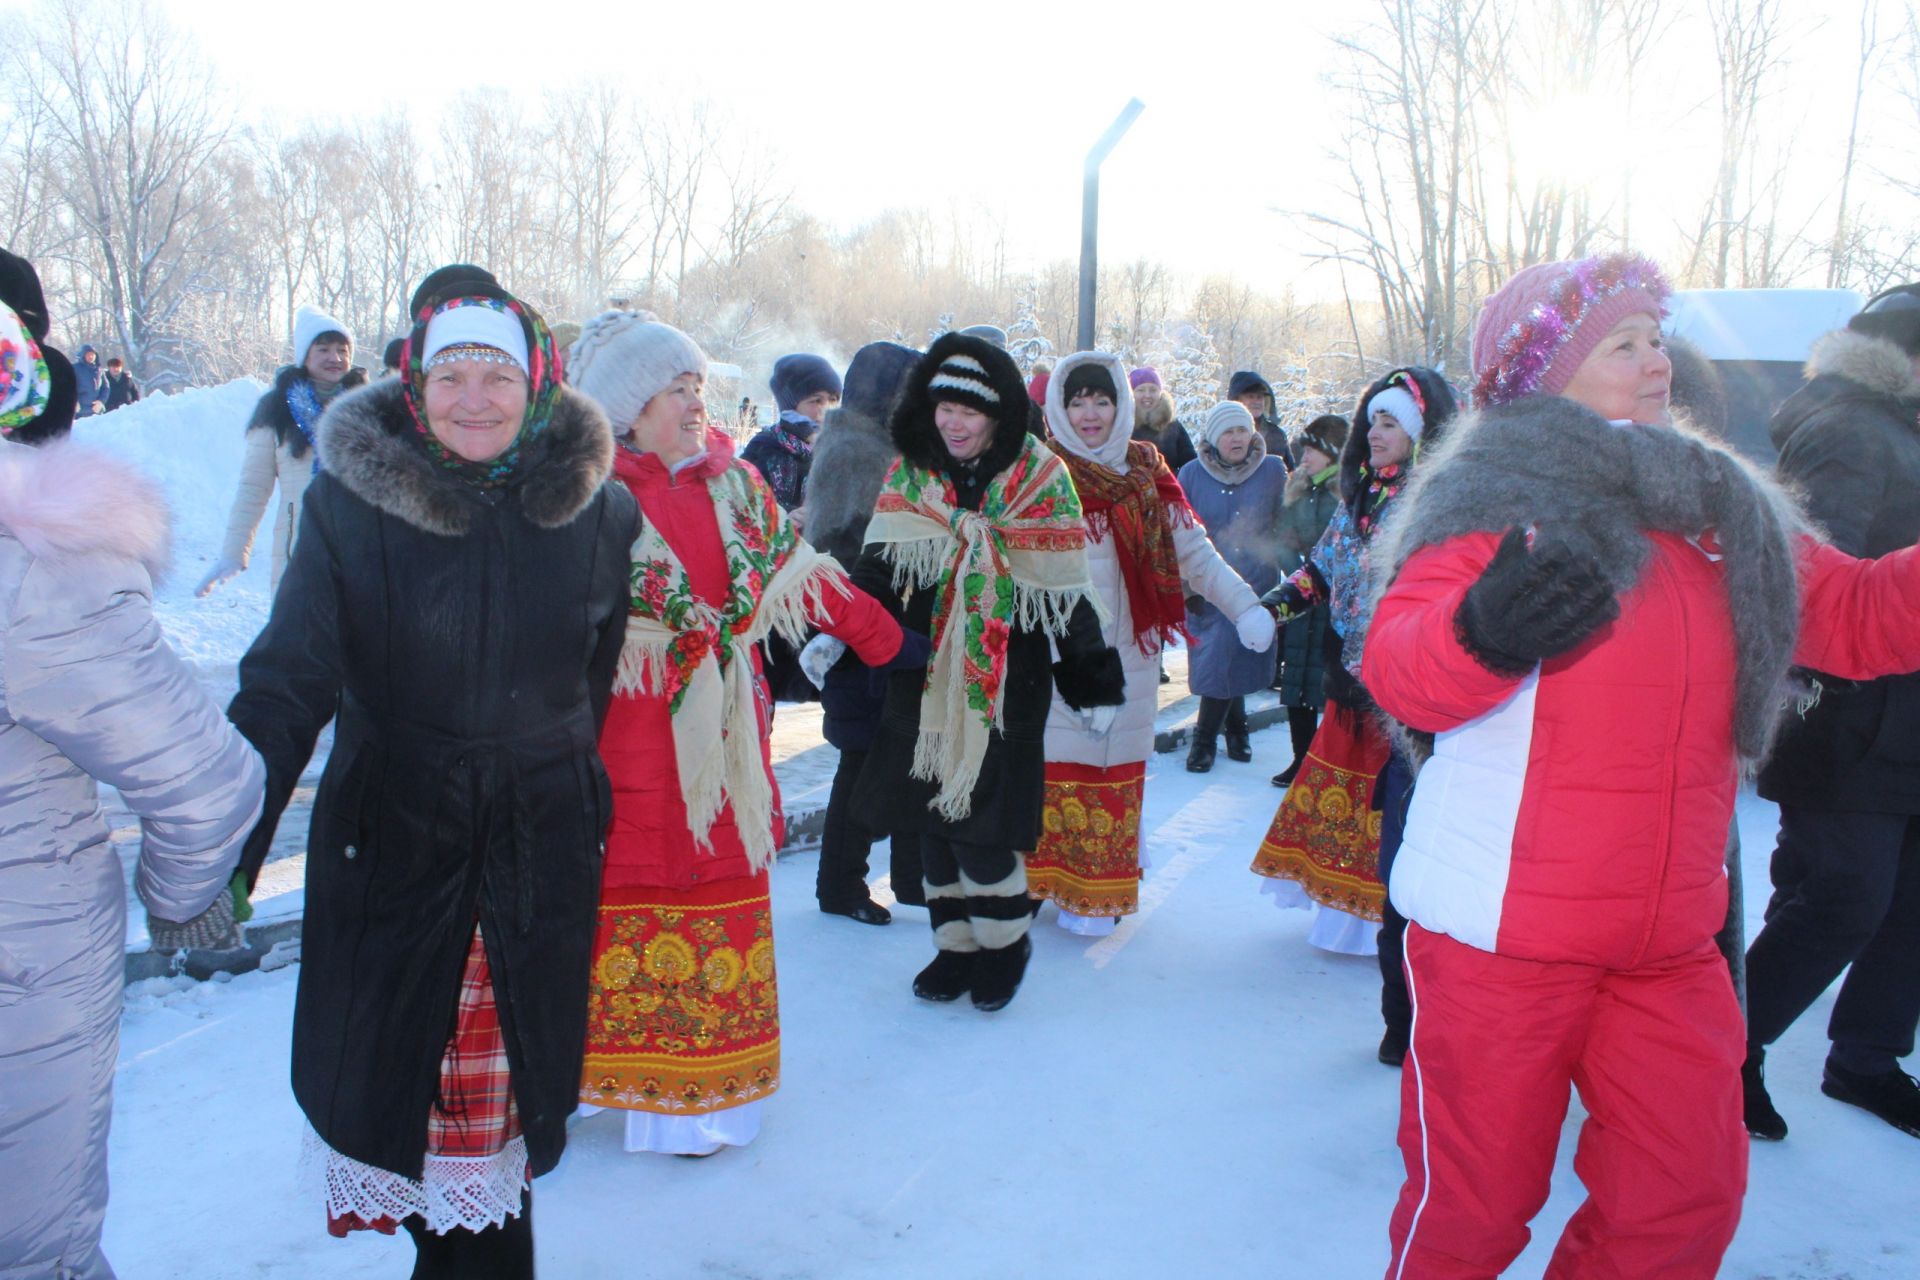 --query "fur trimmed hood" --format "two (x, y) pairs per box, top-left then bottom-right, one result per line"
(889, 332), (1031, 480)
(318, 378), (614, 537)
(1371, 394), (1810, 767)
(0, 437), (170, 575)
(1770, 328), (1920, 454)
(249, 364), (371, 458)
